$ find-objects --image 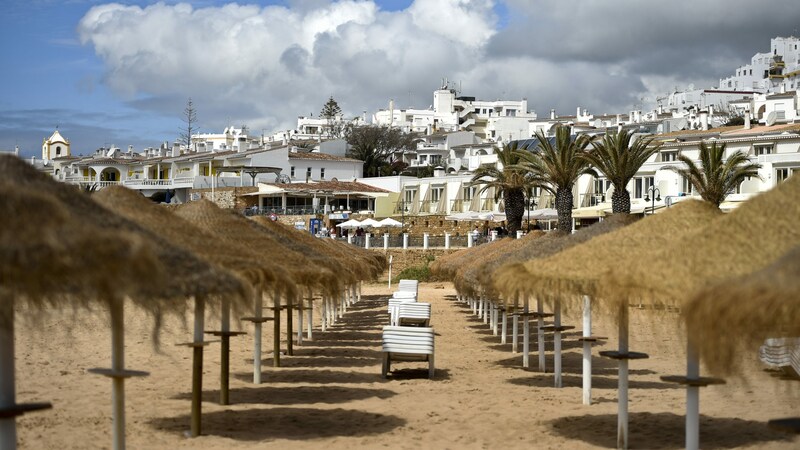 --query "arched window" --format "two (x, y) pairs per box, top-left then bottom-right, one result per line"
(55, 146), (61, 156)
